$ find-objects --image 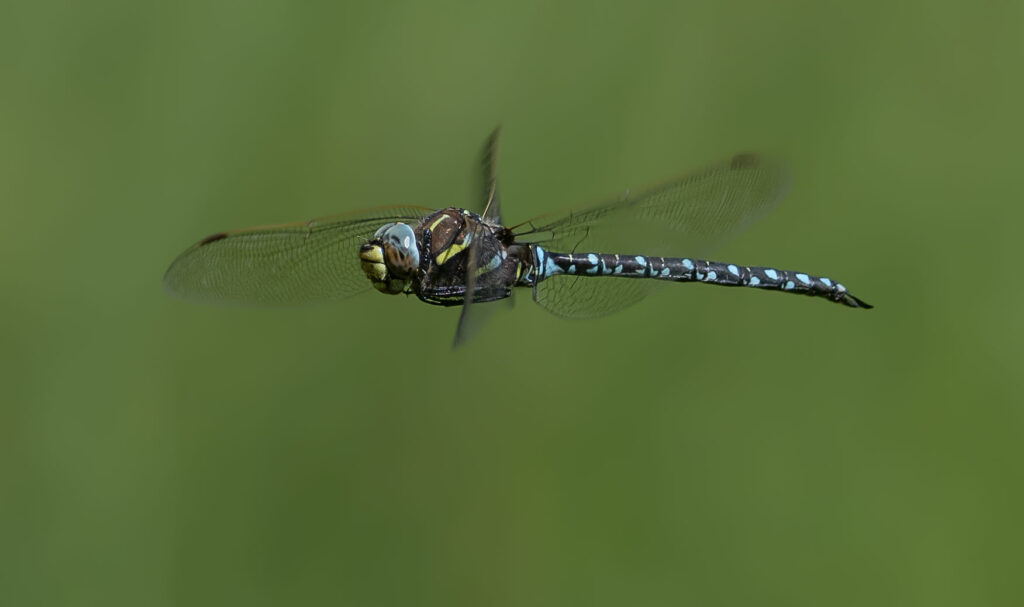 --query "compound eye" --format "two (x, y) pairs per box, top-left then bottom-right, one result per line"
(383, 224), (415, 253)
(380, 222), (420, 274)
(372, 222), (396, 241)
